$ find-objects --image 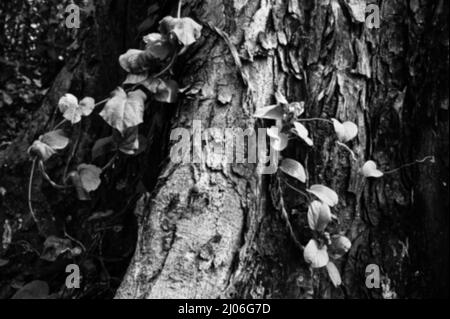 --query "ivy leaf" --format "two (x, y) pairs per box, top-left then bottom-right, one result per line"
(326, 261), (342, 287)
(307, 200), (333, 232)
(332, 119), (358, 143)
(100, 88), (146, 134)
(58, 94), (95, 124)
(92, 136), (116, 160)
(12, 280), (49, 299)
(303, 239), (329, 268)
(77, 164), (102, 192)
(113, 127), (147, 155)
(28, 130), (69, 161)
(28, 141), (54, 161)
(287, 101), (304, 117)
(253, 104), (284, 120)
(39, 130), (69, 150)
(159, 16), (202, 47)
(330, 235), (352, 259)
(141, 78), (179, 103)
(68, 171), (90, 201)
(279, 158), (306, 183)
(361, 160), (384, 178)
(79, 97), (95, 116)
(143, 33), (174, 60)
(267, 127), (288, 151)
(40, 236), (81, 262)
(119, 49), (146, 73)
(293, 122), (313, 146)
(307, 184), (339, 207)
(58, 93), (78, 115)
